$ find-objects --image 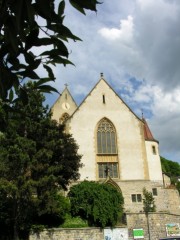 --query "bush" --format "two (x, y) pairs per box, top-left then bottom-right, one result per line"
(68, 181), (124, 228)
